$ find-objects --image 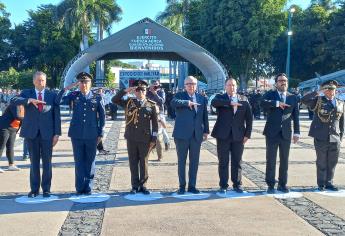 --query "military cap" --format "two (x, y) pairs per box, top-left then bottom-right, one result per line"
(76, 72), (93, 81)
(321, 80), (338, 90)
(133, 80), (148, 88)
